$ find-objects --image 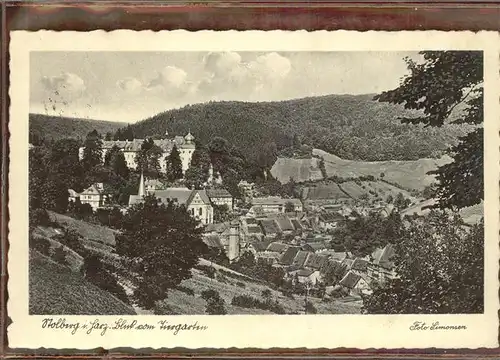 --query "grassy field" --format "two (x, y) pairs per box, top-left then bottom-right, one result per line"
(49, 211), (117, 246)
(29, 250), (136, 315)
(272, 149), (450, 192)
(315, 149), (451, 191)
(271, 157), (323, 183)
(156, 267), (362, 315)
